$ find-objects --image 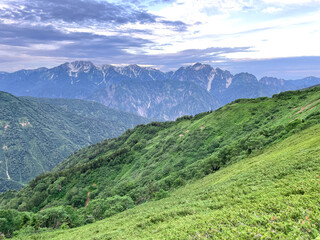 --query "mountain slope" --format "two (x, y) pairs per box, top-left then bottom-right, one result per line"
(25, 97), (150, 129)
(0, 92), (149, 192)
(221, 72), (260, 104)
(1, 61), (320, 120)
(0, 86), (319, 208)
(171, 63), (233, 93)
(91, 79), (219, 120)
(1, 87), (320, 238)
(20, 122), (320, 239)
(170, 64), (320, 105)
